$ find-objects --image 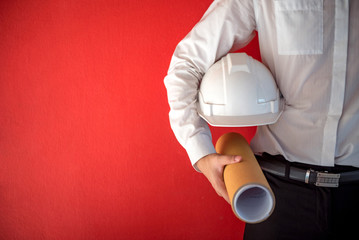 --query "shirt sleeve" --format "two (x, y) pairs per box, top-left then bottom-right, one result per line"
(164, 0), (256, 171)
